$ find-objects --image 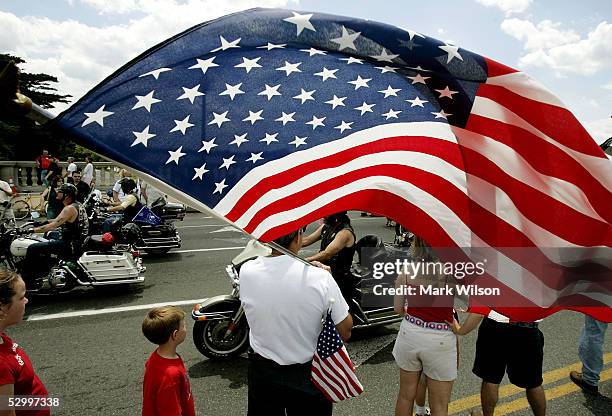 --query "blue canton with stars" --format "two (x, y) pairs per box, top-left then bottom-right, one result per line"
(316, 312), (345, 359)
(56, 8), (487, 208)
